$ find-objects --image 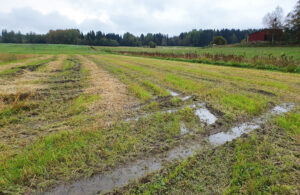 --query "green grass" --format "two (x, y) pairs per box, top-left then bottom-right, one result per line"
(62, 59), (76, 71)
(0, 68), (21, 76)
(0, 108), (199, 193)
(129, 83), (152, 101)
(1, 43), (299, 73)
(0, 57), (53, 76)
(91, 54), (299, 120)
(226, 114), (300, 194)
(1, 44), (300, 60)
(142, 80), (169, 96)
(99, 46), (300, 73)
(71, 94), (100, 114)
(0, 45), (299, 194)
(0, 130), (101, 193)
(98, 46), (300, 60)
(164, 73), (204, 92)
(0, 44), (98, 54)
(276, 113), (300, 134)
(222, 94), (268, 115)
(0, 53), (35, 65)
(117, 113), (300, 194)
(89, 56), (155, 102)
(0, 103), (32, 121)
